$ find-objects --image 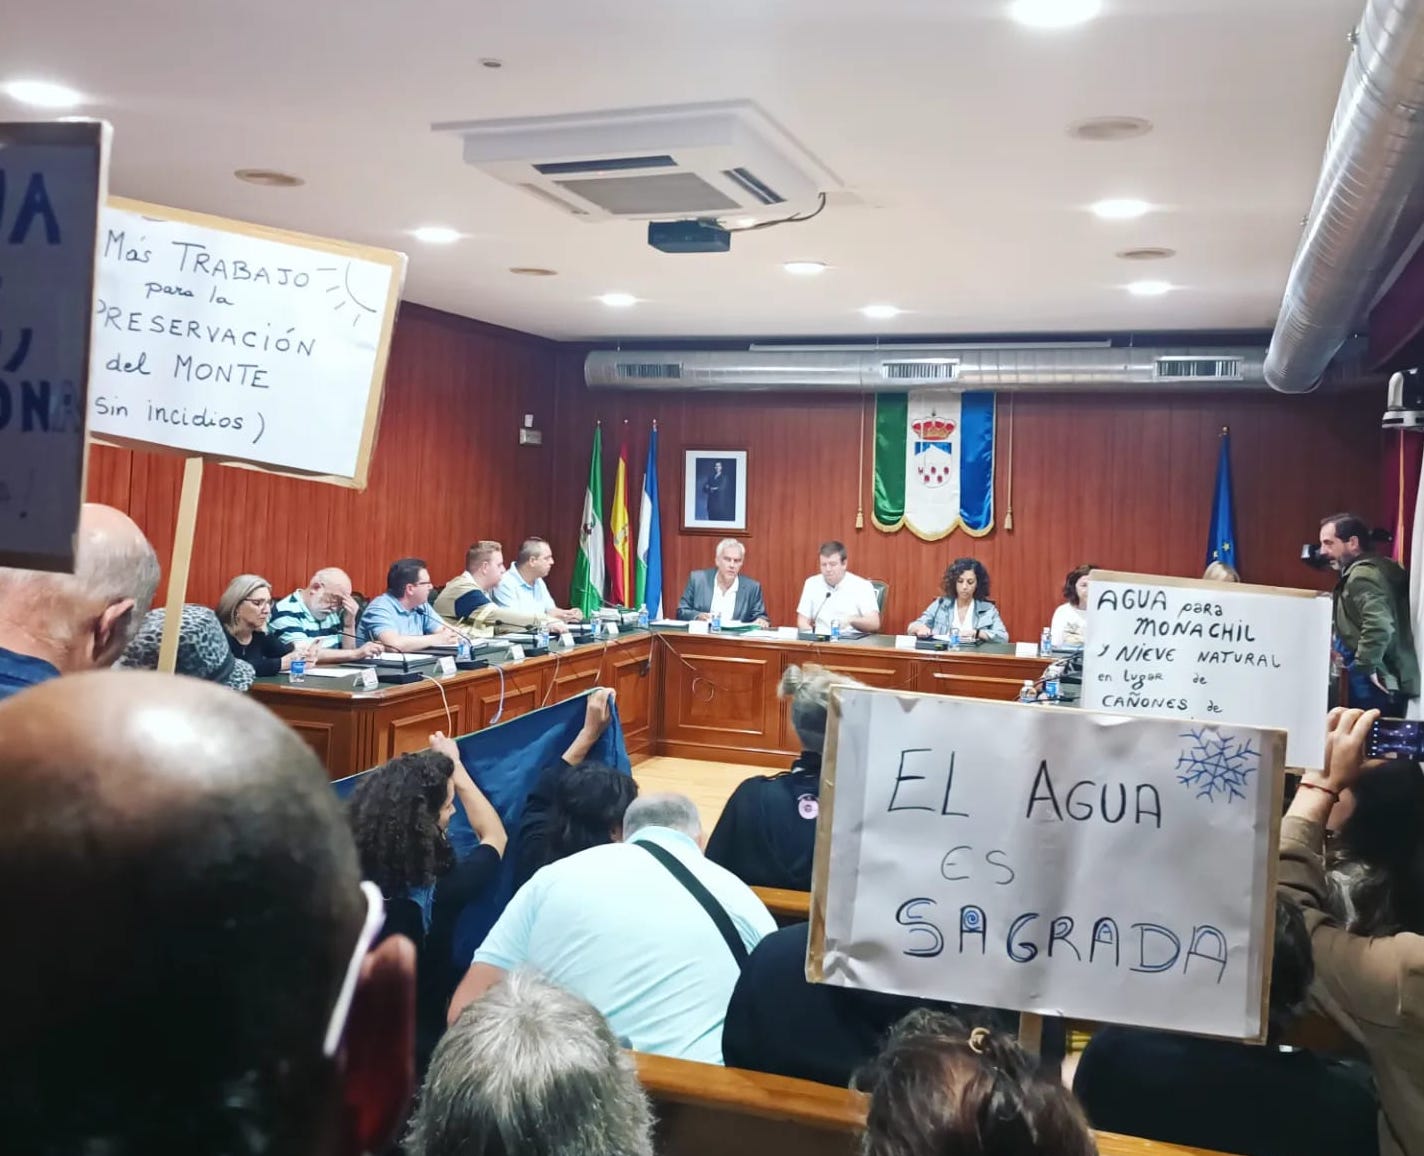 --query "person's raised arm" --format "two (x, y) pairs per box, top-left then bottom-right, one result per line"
(563, 688), (614, 766)
(431, 732), (508, 857)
